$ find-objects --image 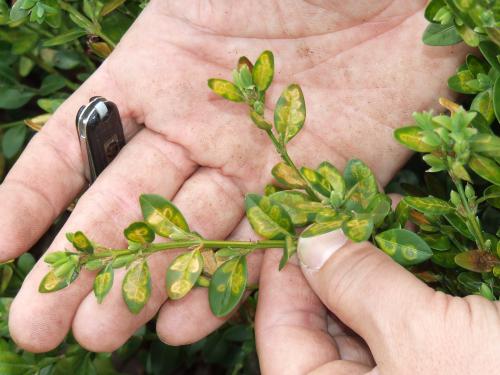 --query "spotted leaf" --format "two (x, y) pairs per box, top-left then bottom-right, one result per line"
(140, 194), (190, 239)
(94, 264), (114, 303)
(166, 248), (204, 300)
(245, 194), (294, 239)
(274, 84), (306, 144)
(207, 79), (244, 102)
(209, 256), (247, 317)
(124, 221), (155, 244)
(252, 50), (274, 92)
(375, 229), (433, 266)
(122, 260), (151, 314)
